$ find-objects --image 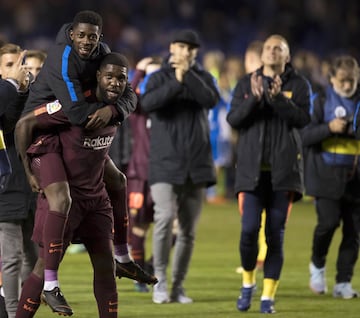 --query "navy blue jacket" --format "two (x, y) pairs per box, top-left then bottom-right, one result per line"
(302, 86), (360, 200)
